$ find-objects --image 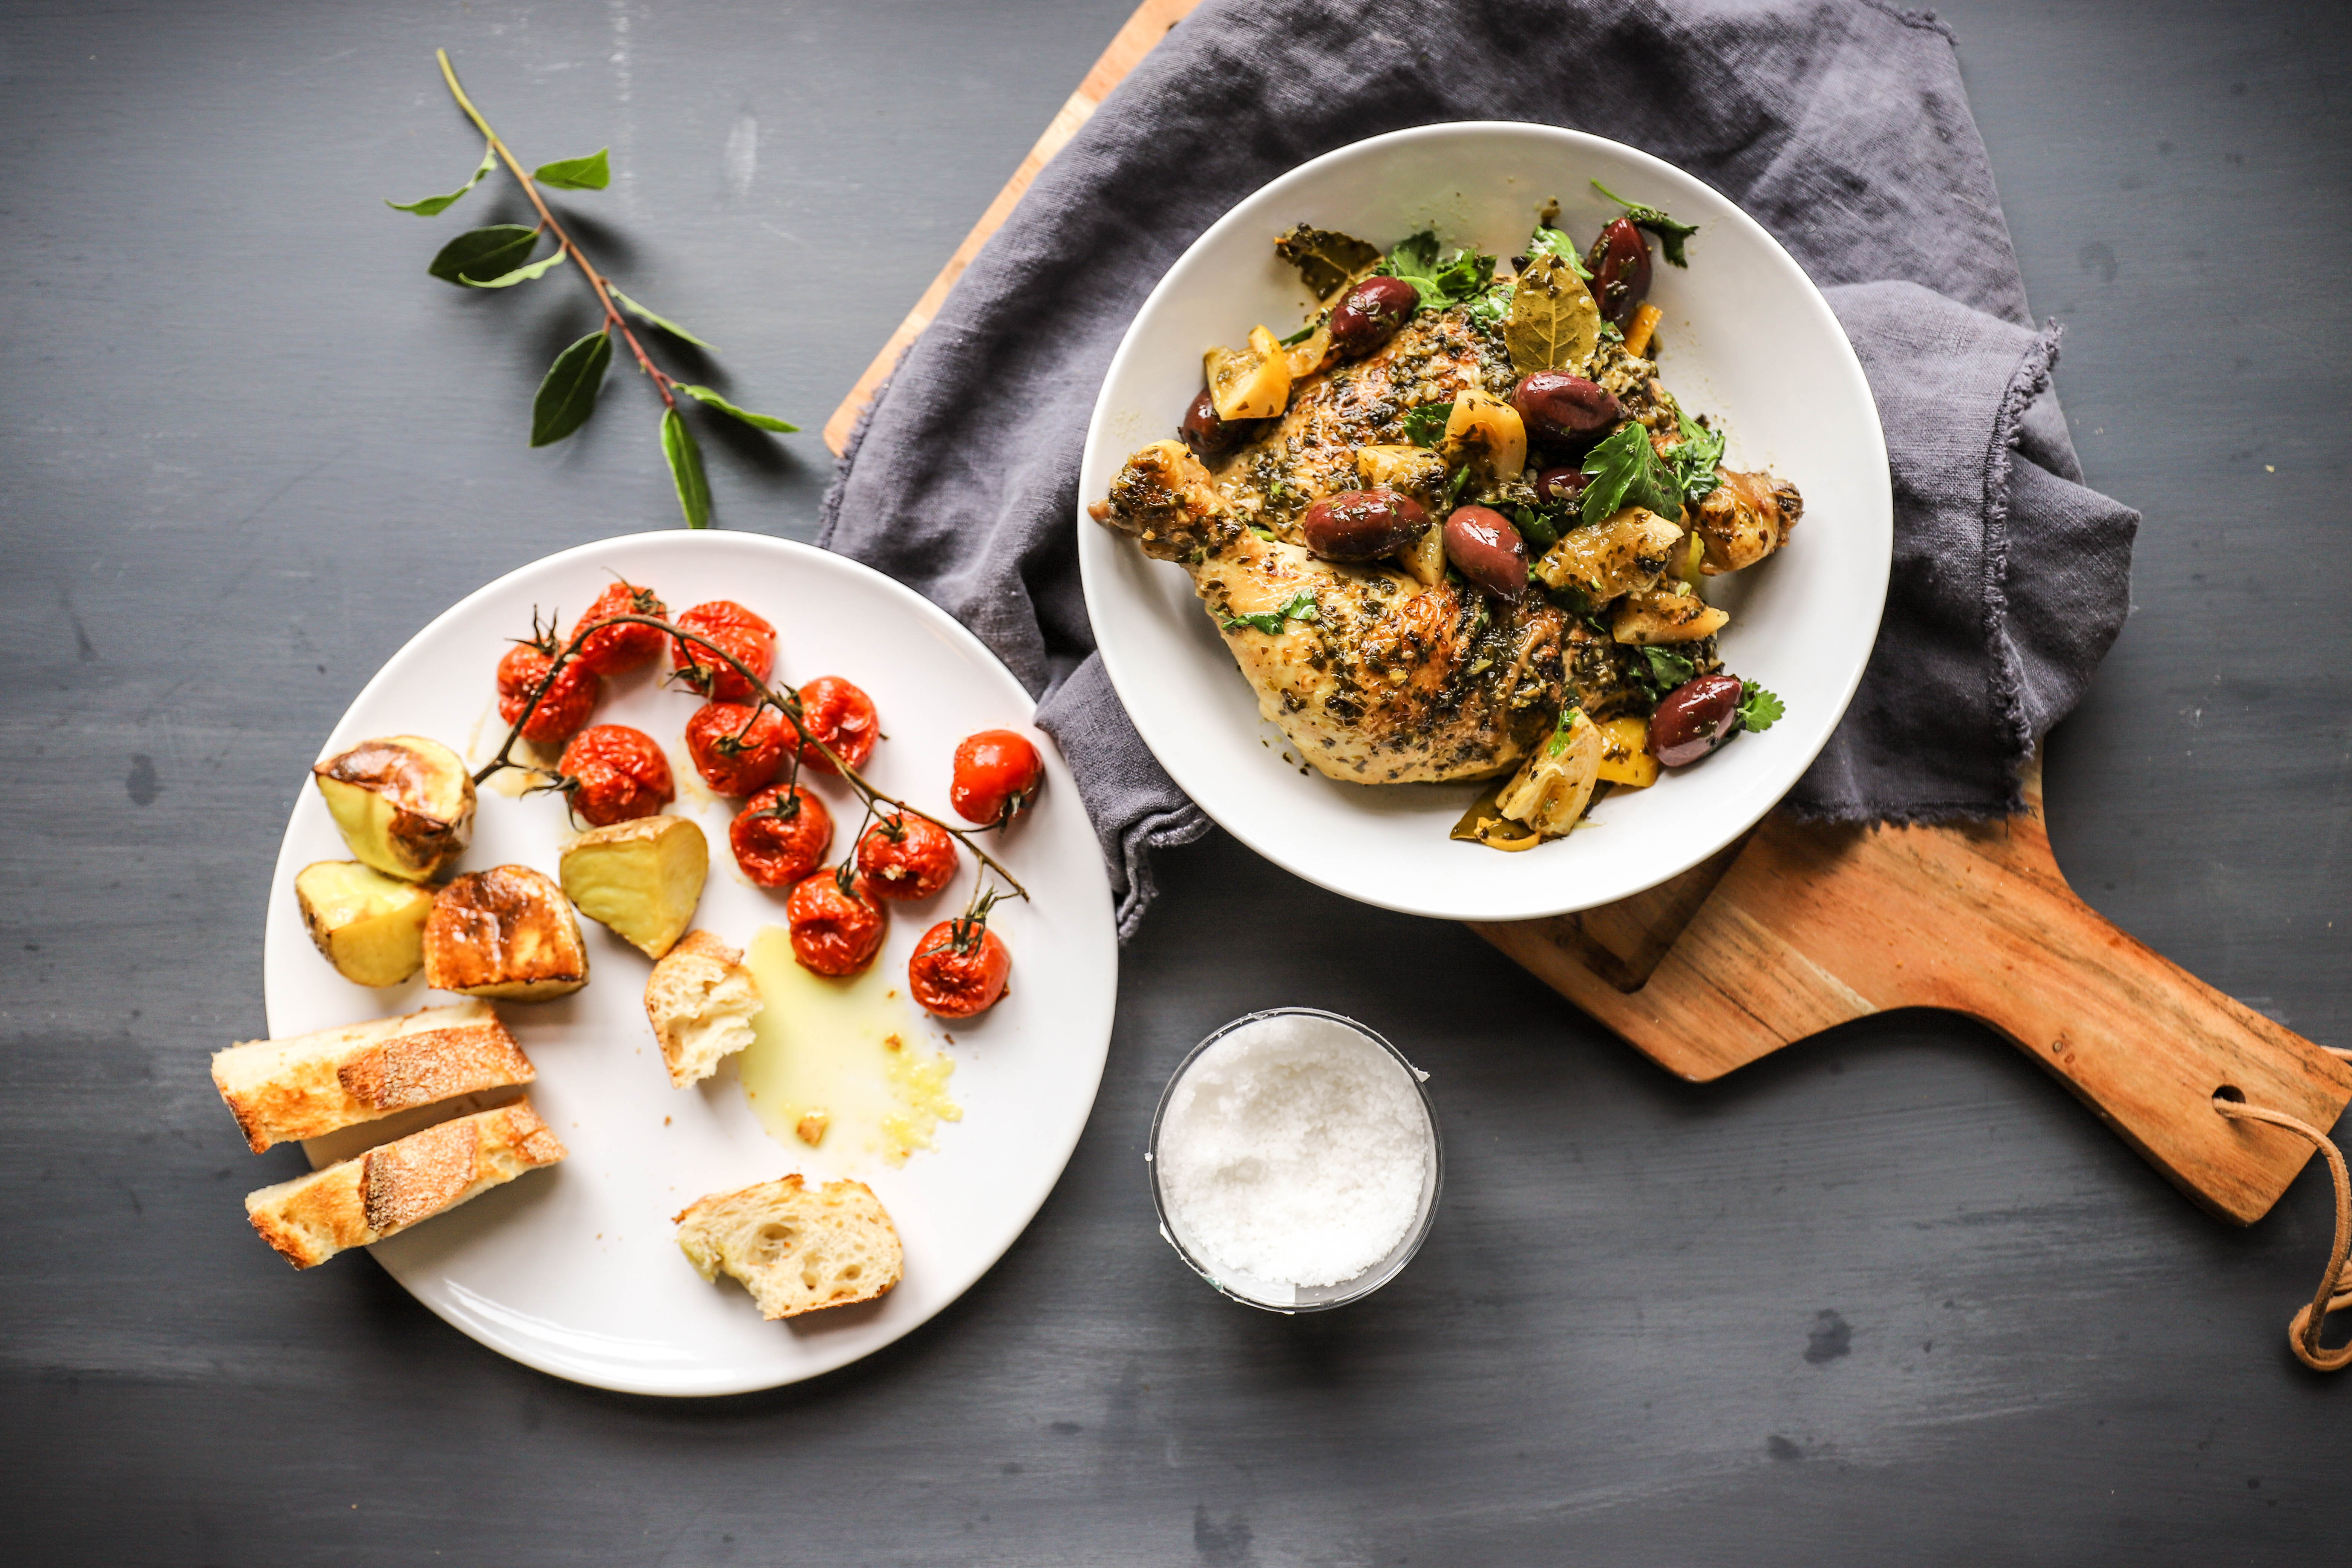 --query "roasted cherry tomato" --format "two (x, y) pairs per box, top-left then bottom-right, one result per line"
(557, 723), (675, 827)
(855, 812), (960, 900)
(729, 784), (833, 888)
(495, 642), (598, 745)
(790, 675), (879, 776)
(572, 579), (669, 675)
(684, 700), (788, 797)
(950, 729), (1044, 827)
(786, 868), (888, 977)
(908, 913), (1012, 1018)
(670, 600), (775, 702)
